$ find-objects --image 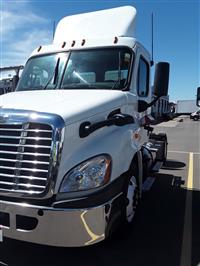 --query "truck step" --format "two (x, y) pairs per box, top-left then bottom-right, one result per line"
(142, 177), (155, 191)
(152, 161), (163, 172)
